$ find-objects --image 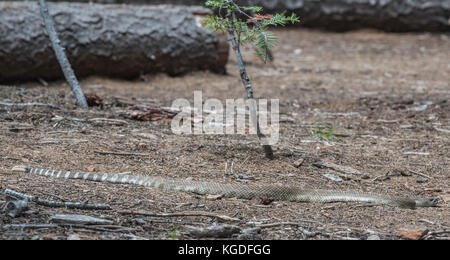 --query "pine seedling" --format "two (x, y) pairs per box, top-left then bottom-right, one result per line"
(203, 0), (299, 159)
